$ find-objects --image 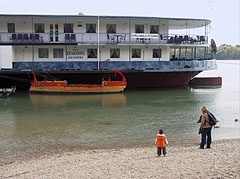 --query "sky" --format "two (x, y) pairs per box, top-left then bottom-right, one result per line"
(0, 0), (239, 46)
